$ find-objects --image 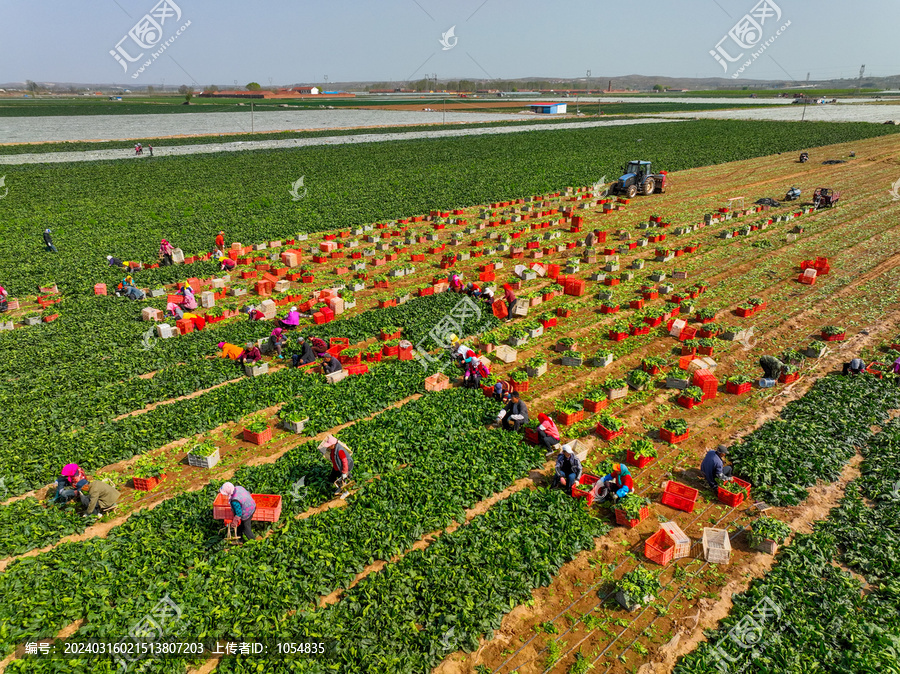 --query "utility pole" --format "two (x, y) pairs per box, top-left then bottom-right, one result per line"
(856, 65), (865, 94)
